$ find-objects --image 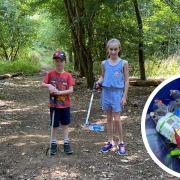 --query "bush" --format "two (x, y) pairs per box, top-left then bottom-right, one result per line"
(0, 58), (41, 75)
(145, 53), (180, 78)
